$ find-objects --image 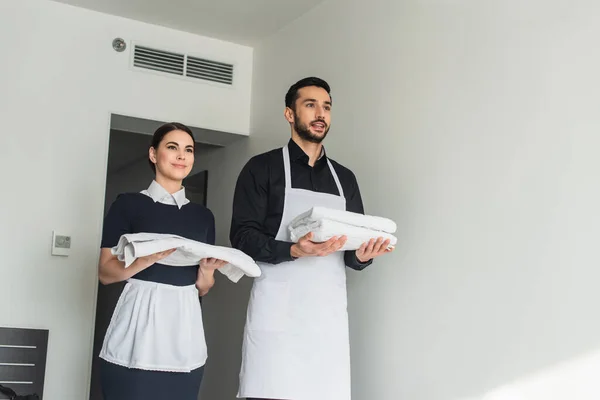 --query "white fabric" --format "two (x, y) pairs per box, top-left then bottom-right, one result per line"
(238, 144), (351, 400)
(141, 179), (190, 209)
(100, 181), (215, 373)
(289, 206), (397, 234)
(289, 218), (397, 251)
(99, 278), (206, 372)
(112, 233), (262, 283)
